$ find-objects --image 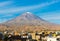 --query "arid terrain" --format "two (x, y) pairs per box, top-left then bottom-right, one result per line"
(0, 12), (60, 32)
